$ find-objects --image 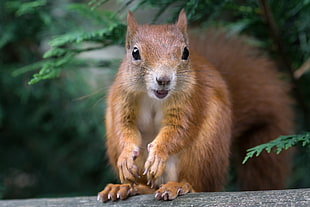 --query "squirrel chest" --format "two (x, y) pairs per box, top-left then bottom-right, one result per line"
(137, 95), (178, 184)
(137, 95), (162, 143)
